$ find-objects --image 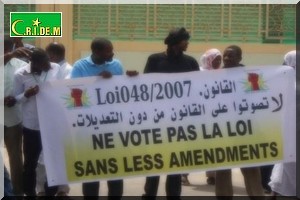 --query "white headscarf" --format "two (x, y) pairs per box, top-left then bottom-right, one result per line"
(200, 48), (222, 71)
(283, 50), (296, 69)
